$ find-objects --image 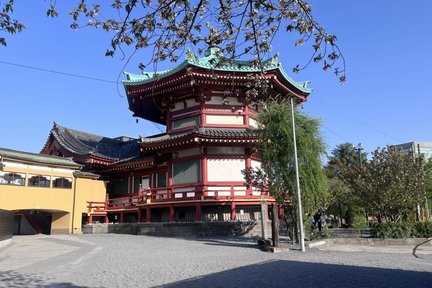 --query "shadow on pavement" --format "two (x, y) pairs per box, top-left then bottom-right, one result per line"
(198, 238), (259, 249)
(412, 238), (432, 259)
(158, 260), (432, 288)
(0, 270), (85, 288)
